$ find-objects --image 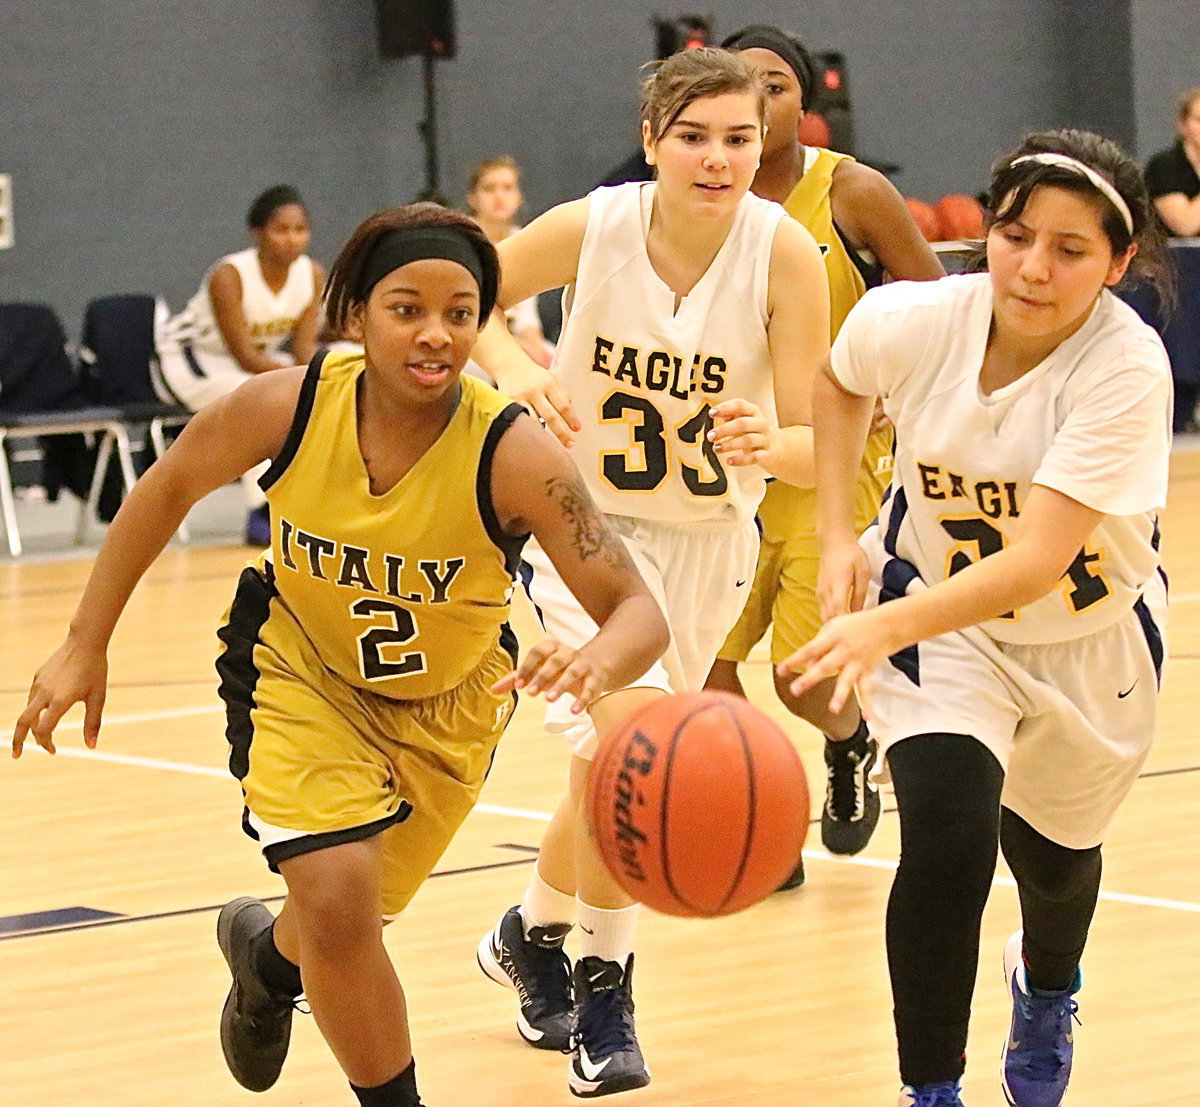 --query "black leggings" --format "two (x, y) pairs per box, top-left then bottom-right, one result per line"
(887, 734), (1102, 1086)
